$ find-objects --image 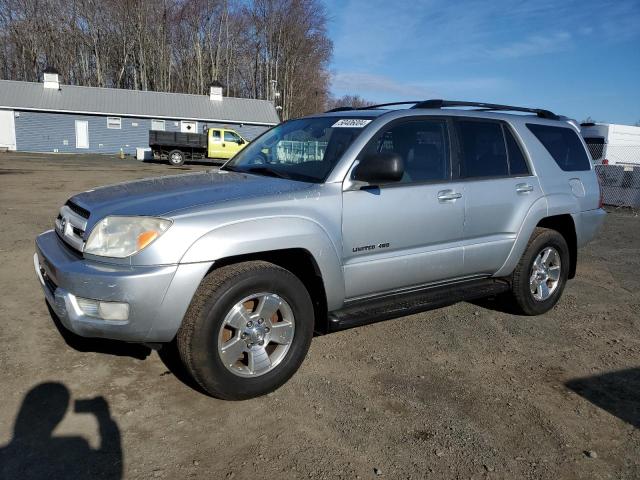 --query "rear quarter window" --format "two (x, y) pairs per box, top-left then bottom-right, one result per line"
(527, 124), (591, 171)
